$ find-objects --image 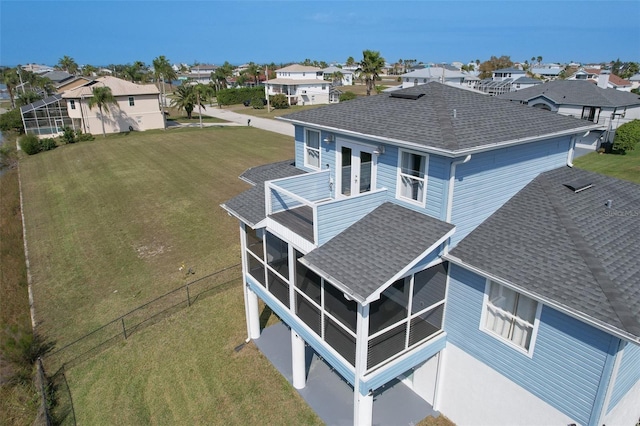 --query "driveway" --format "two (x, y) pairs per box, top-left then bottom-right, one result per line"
(197, 107), (294, 137)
